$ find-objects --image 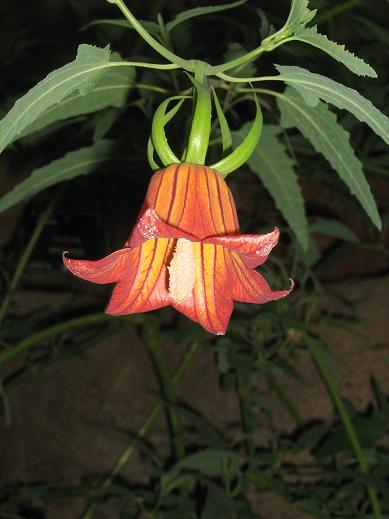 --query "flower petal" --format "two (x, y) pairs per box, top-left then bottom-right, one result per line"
(171, 243), (233, 335)
(63, 249), (132, 284)
(128, 164), (240, 245)
(225, 249), (293, 303)
(106, 238), (173, 315)
(130, 208), (196, 248)
(204, 228), (280, 268)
